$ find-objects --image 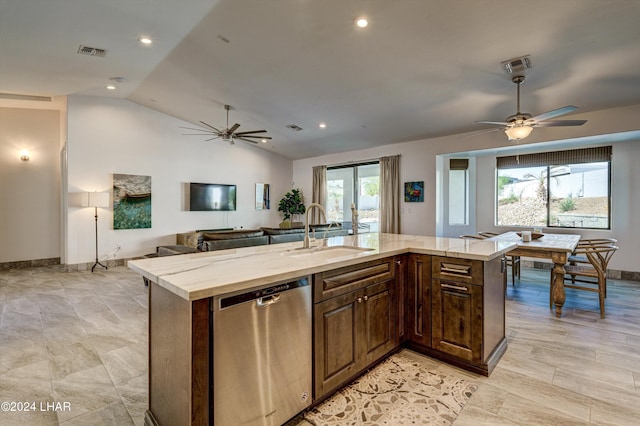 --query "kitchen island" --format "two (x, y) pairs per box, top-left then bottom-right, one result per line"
(129, 233), (515, 426)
